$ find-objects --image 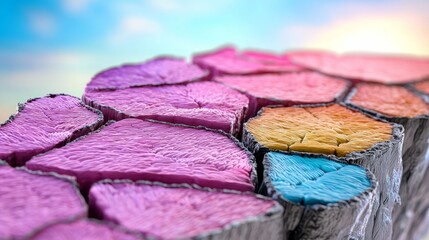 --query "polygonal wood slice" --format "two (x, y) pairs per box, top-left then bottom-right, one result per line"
(0, 94), (103, 166)
(27, 119), (256, 193)
(89, 181), (283, 240)
(0, 162), (87, 239)
(193, 46), (304, 76)
(263, 151), (377, 240)
(216, 72), (348, 117)
(83, 81), (249, 136)
(288, 51), (429, 84)
(86, 57), (208, 91)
